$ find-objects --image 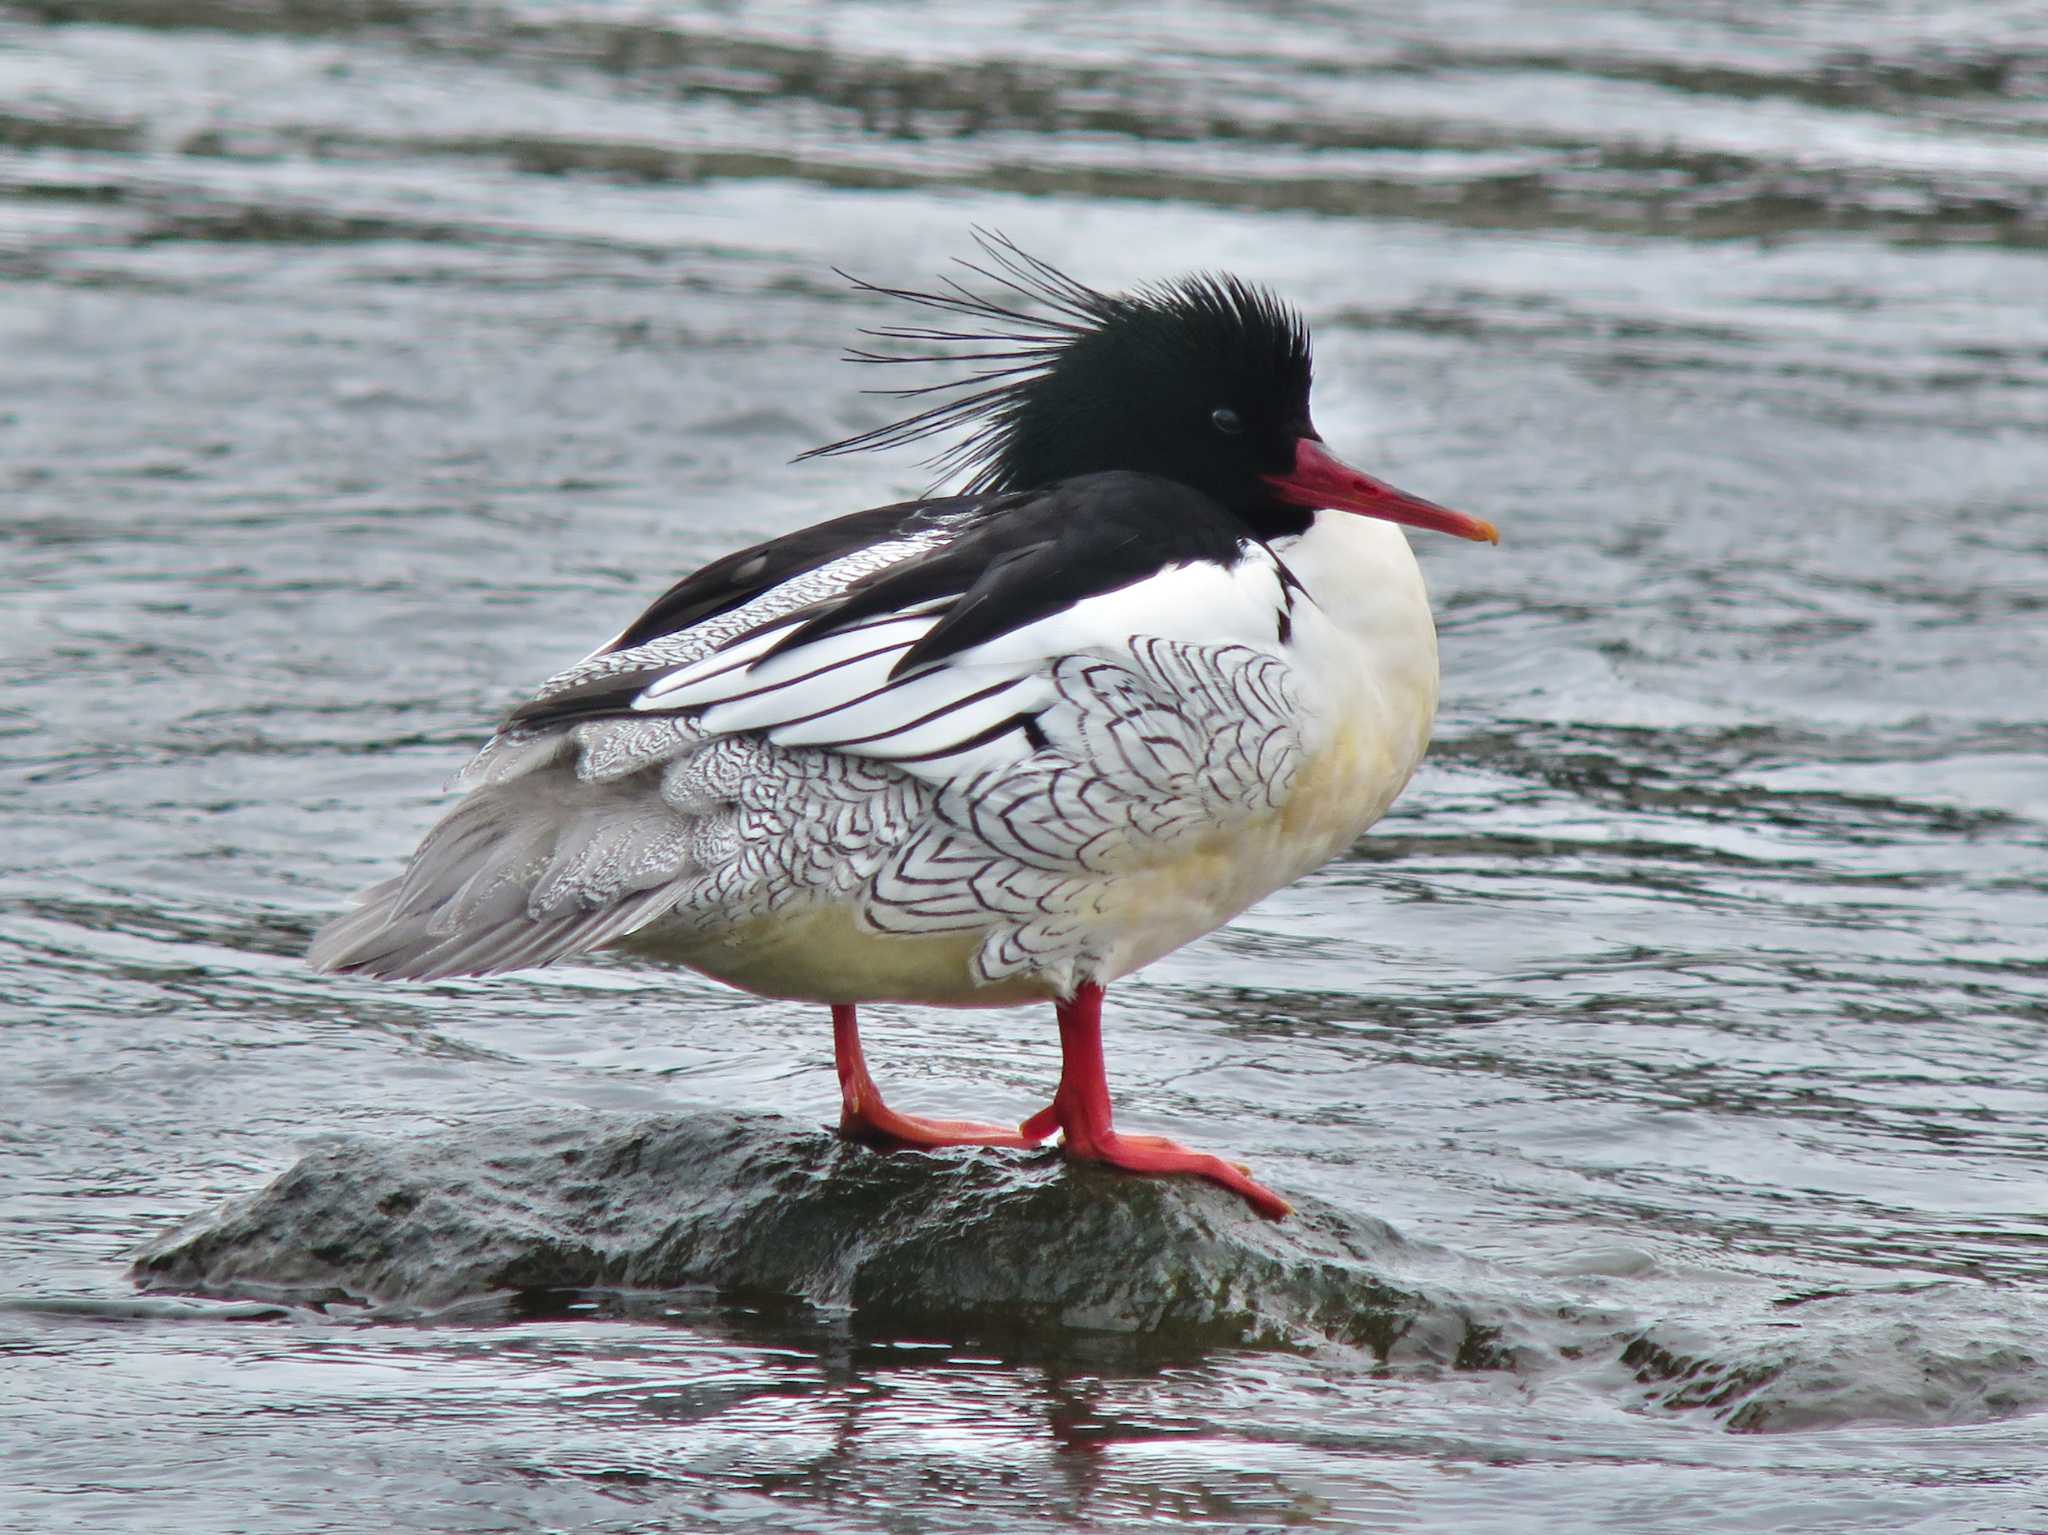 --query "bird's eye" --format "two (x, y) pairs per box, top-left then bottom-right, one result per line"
(1211, 407), (1244, 436)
